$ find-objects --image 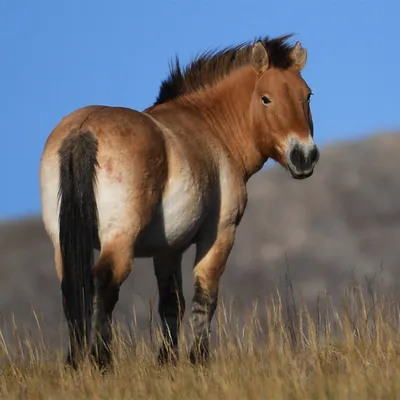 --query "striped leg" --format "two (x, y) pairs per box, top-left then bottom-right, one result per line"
(190, 225), (235, 364)
(90, 237), (134, 371)
(154, 253), (185, 364)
